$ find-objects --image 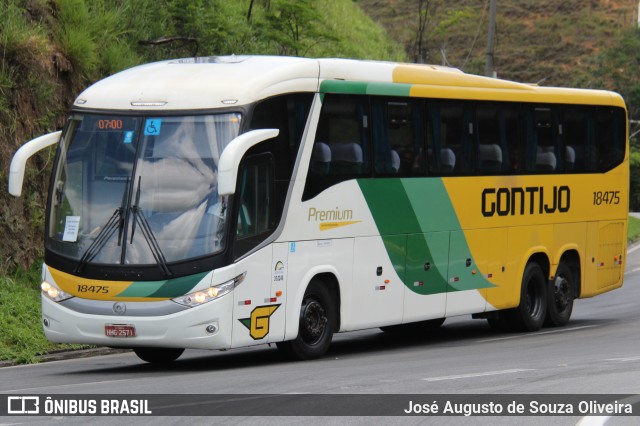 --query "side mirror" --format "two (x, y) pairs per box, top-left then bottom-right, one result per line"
(218, 128), (279, 196)
(8, 131), (62, 197)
